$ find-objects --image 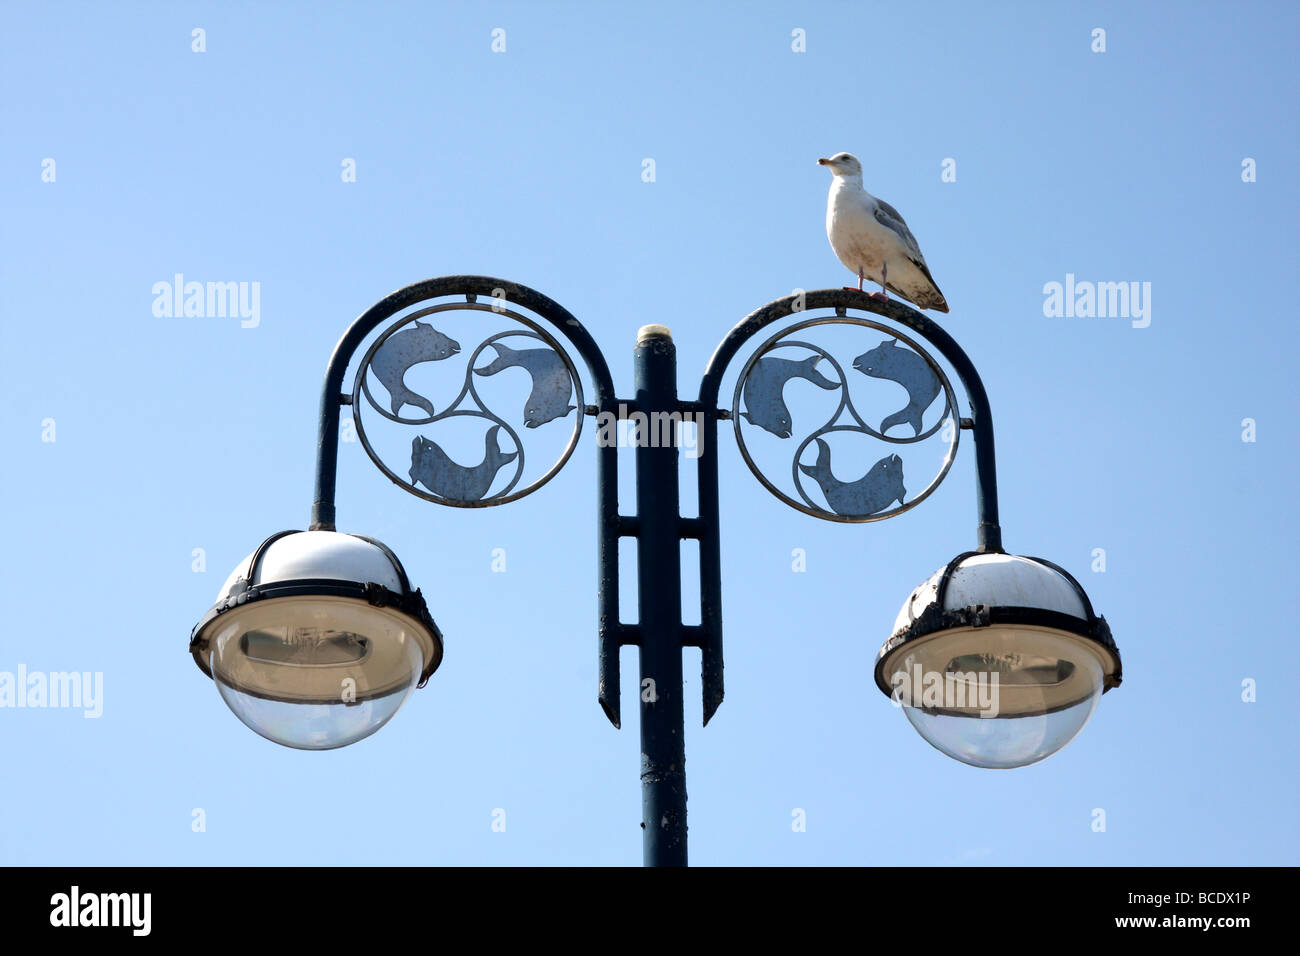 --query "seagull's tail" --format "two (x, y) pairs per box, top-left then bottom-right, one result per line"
(910, 262), (950, 313)
(893, 283), (949, 314)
